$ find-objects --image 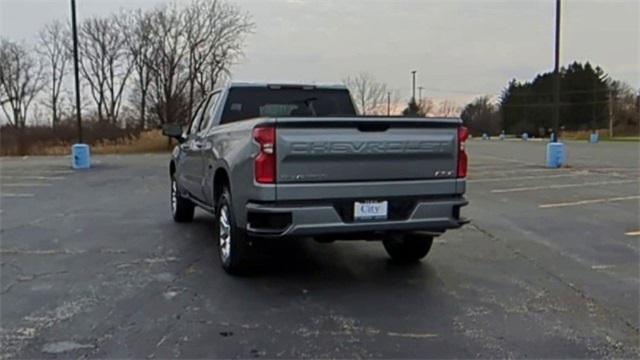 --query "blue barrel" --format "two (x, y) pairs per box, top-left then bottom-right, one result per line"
(546, 142), (566, 168)
(590, 133), (599, 143)
(522, 132), (529, 141)
(72, 144), (91, 169)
